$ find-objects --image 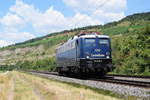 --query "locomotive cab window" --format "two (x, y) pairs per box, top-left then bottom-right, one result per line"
(99, 39), (109, 45)
(84, 38), (96, 48)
